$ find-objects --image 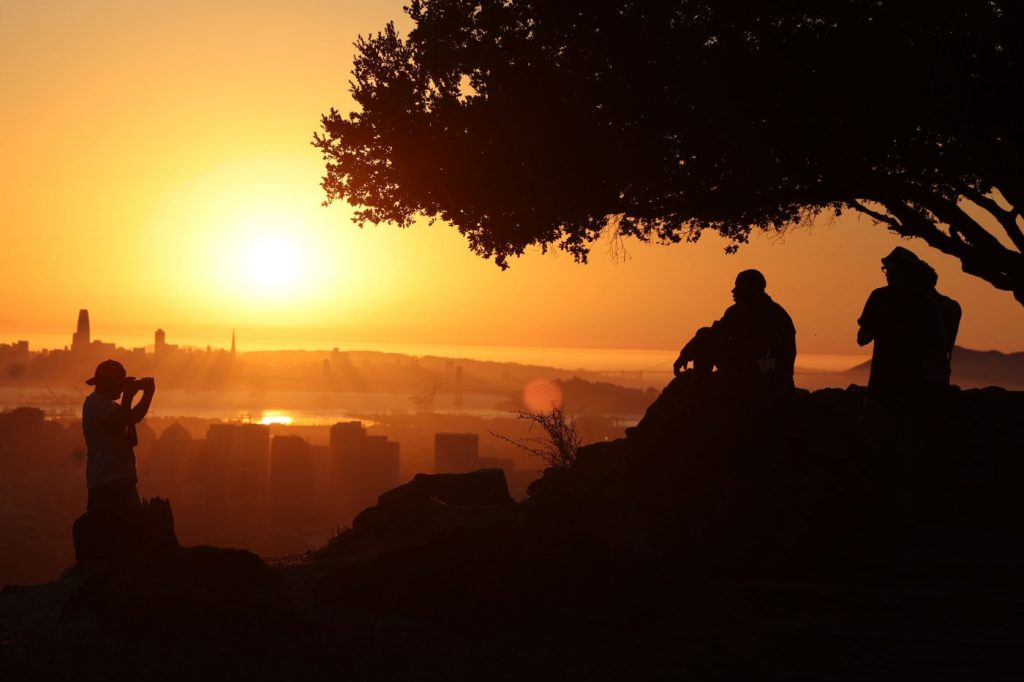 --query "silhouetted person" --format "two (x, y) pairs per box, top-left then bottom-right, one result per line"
(857, 249), (961, 531)
(857, 248), (959, 394)
(82, 360), (155, 518)
(673, 270), (797, 390)
(915, 259), (962, 386)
